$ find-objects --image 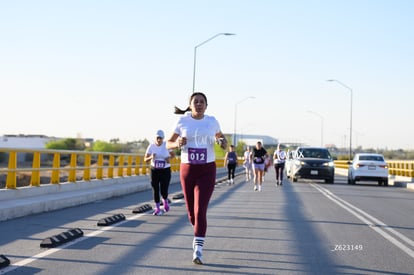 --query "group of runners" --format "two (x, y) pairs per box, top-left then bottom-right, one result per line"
(241, 142), (287, 191)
